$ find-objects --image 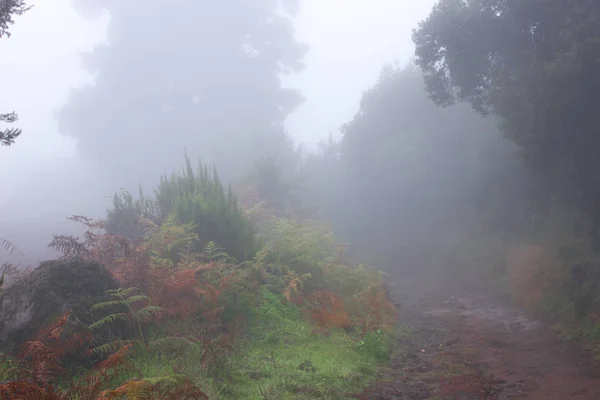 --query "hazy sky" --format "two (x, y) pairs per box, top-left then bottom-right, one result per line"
(0, 0), (436, 263)
(0, 0), (435, 155)
(285, 1), (436, 144)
